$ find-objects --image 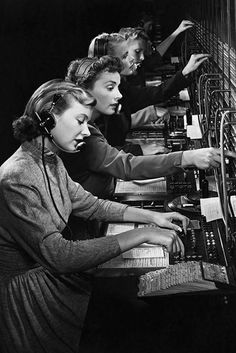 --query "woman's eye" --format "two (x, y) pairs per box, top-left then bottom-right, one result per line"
(107, 86), (114, 91)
